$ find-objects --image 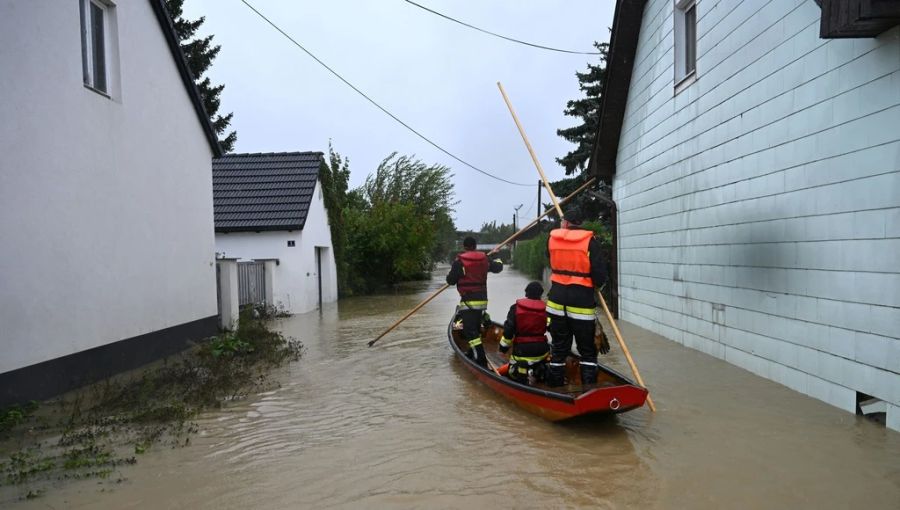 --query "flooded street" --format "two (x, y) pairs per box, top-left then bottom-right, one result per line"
(11, 268), (900, 509)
